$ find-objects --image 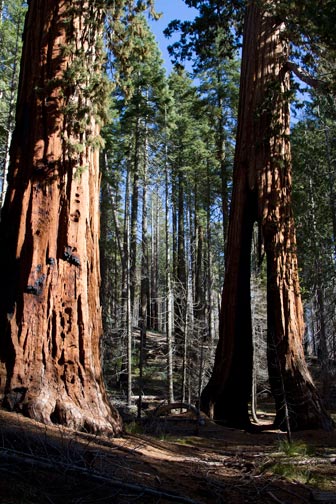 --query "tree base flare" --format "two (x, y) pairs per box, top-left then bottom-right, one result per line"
(3, 387), (122, 437)
(200, 383), (252, 431)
